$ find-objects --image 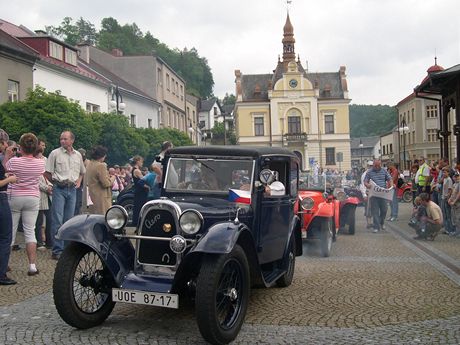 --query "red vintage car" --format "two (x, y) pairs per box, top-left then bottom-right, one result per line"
(298, 173), (341, 257)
